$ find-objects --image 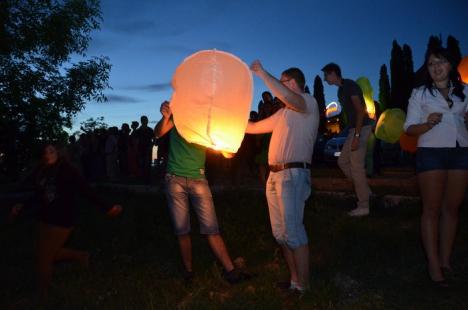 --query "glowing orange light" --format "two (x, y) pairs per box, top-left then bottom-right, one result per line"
(326, 102), (340, 118)
(170, 50), (253, 155)
(459, 56), (468, 83)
